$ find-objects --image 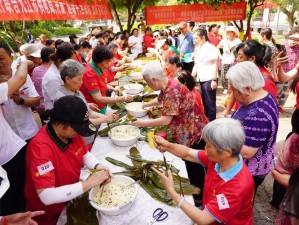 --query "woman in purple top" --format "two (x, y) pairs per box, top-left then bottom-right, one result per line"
(32, 47), (54, 119)
(227, 61), (279, 197)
